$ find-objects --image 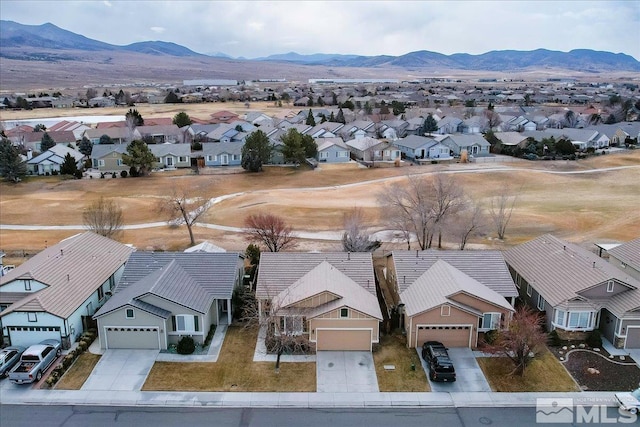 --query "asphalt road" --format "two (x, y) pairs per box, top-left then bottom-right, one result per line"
(3, 404), (632, 427)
